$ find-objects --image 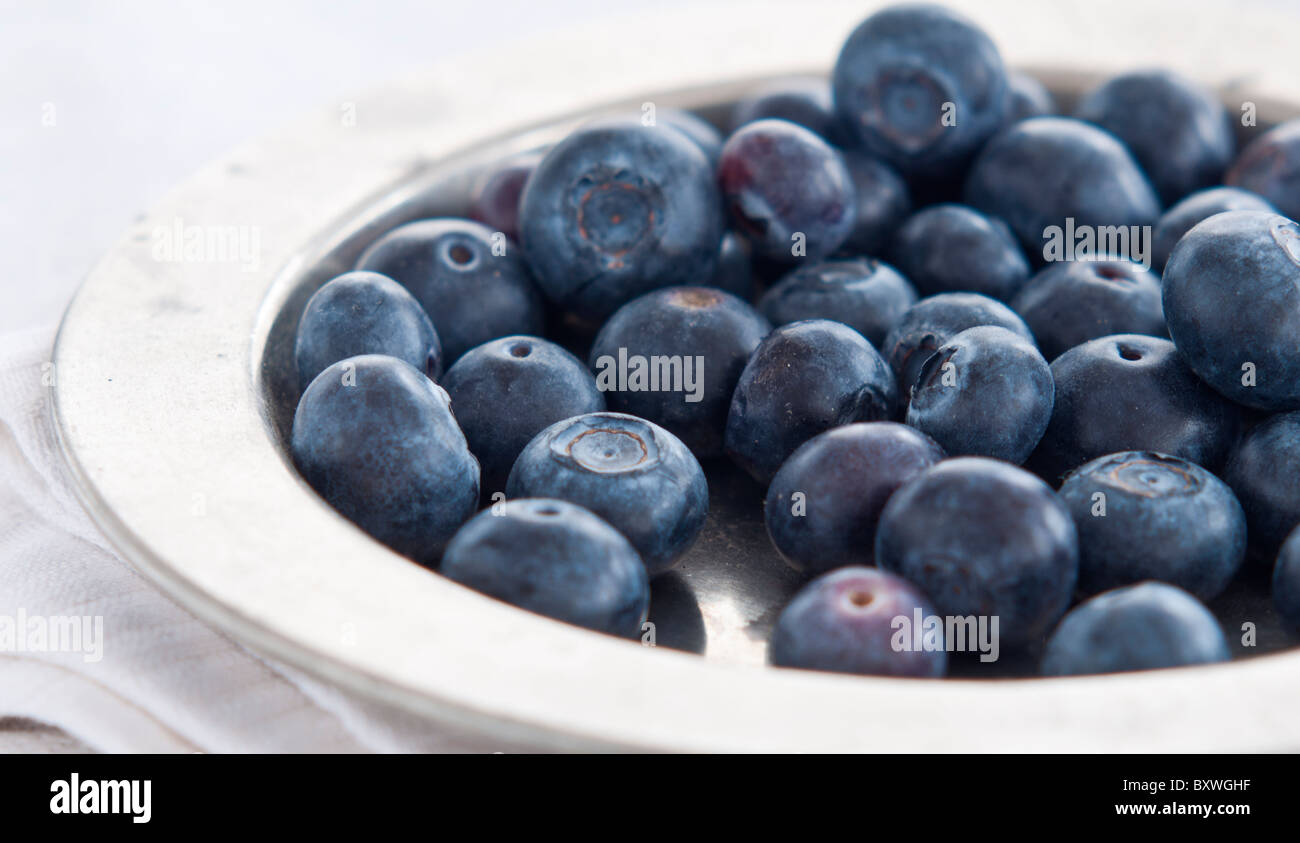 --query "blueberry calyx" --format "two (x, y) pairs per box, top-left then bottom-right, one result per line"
(1115, 342), (1144, 362)
(864, 65), (953, 152)
(441, 238), (479, 270)
(573, 171), (659, 262)
(1094, 453), (1201, 499)
(665, 286), (725, 309)
(843, 589), (874, 609)
(550, 416), (661, 474)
